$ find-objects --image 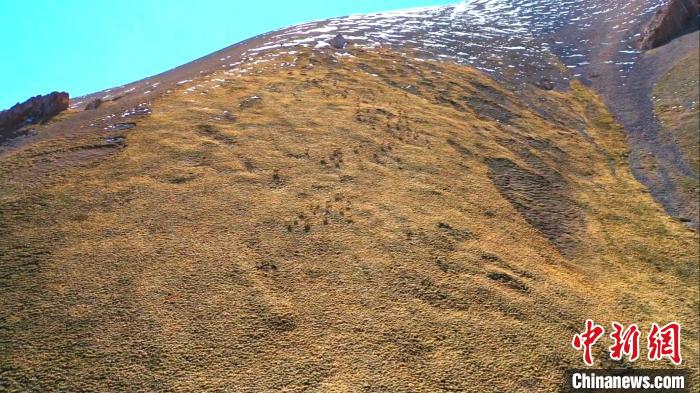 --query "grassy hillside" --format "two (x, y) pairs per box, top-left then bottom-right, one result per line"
(654, 49), (700, 200)
(1, 47), (698, 392)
